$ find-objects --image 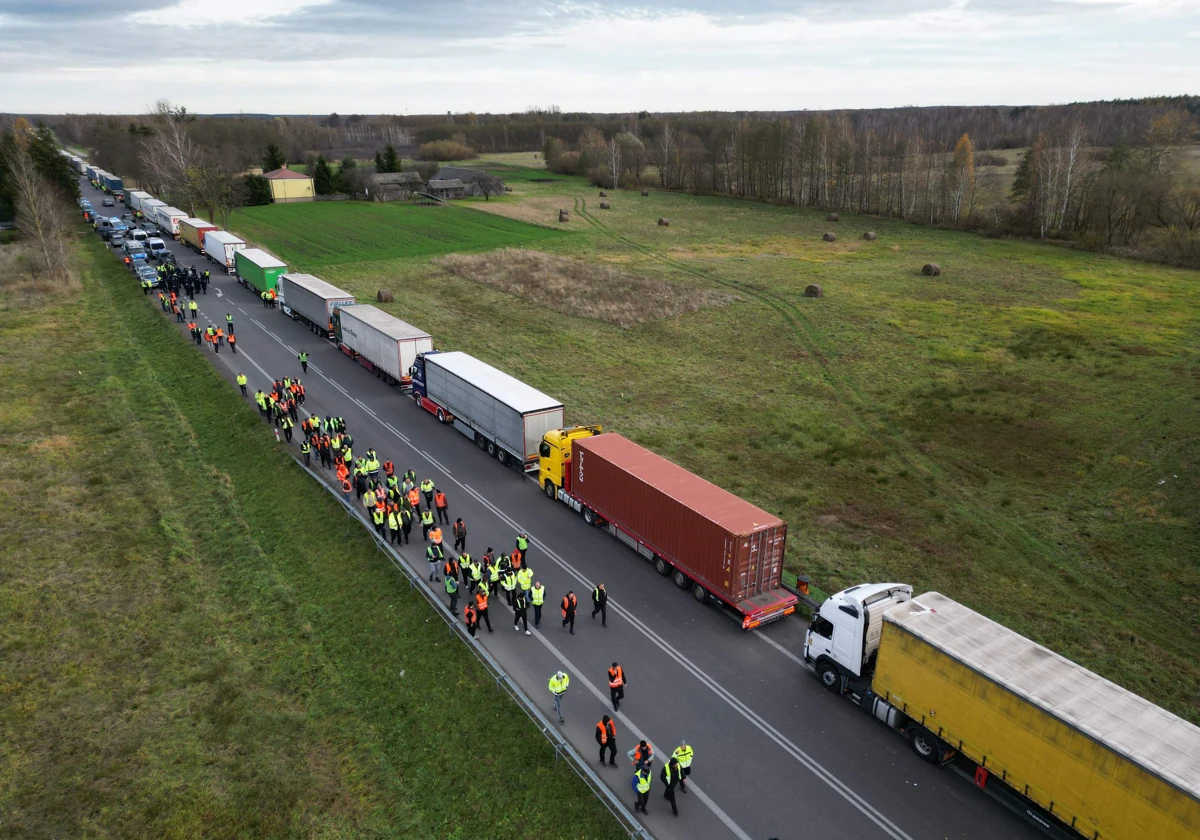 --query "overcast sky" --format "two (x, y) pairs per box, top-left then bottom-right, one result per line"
(1, 0), (1196, 114)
